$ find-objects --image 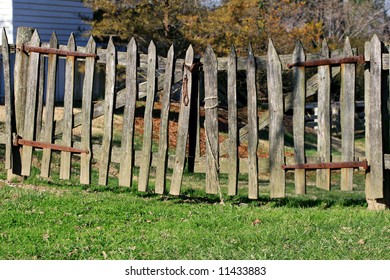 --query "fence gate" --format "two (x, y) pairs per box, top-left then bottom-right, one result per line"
(1, 27), (389, 209)
(265, 36), (389, 209)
